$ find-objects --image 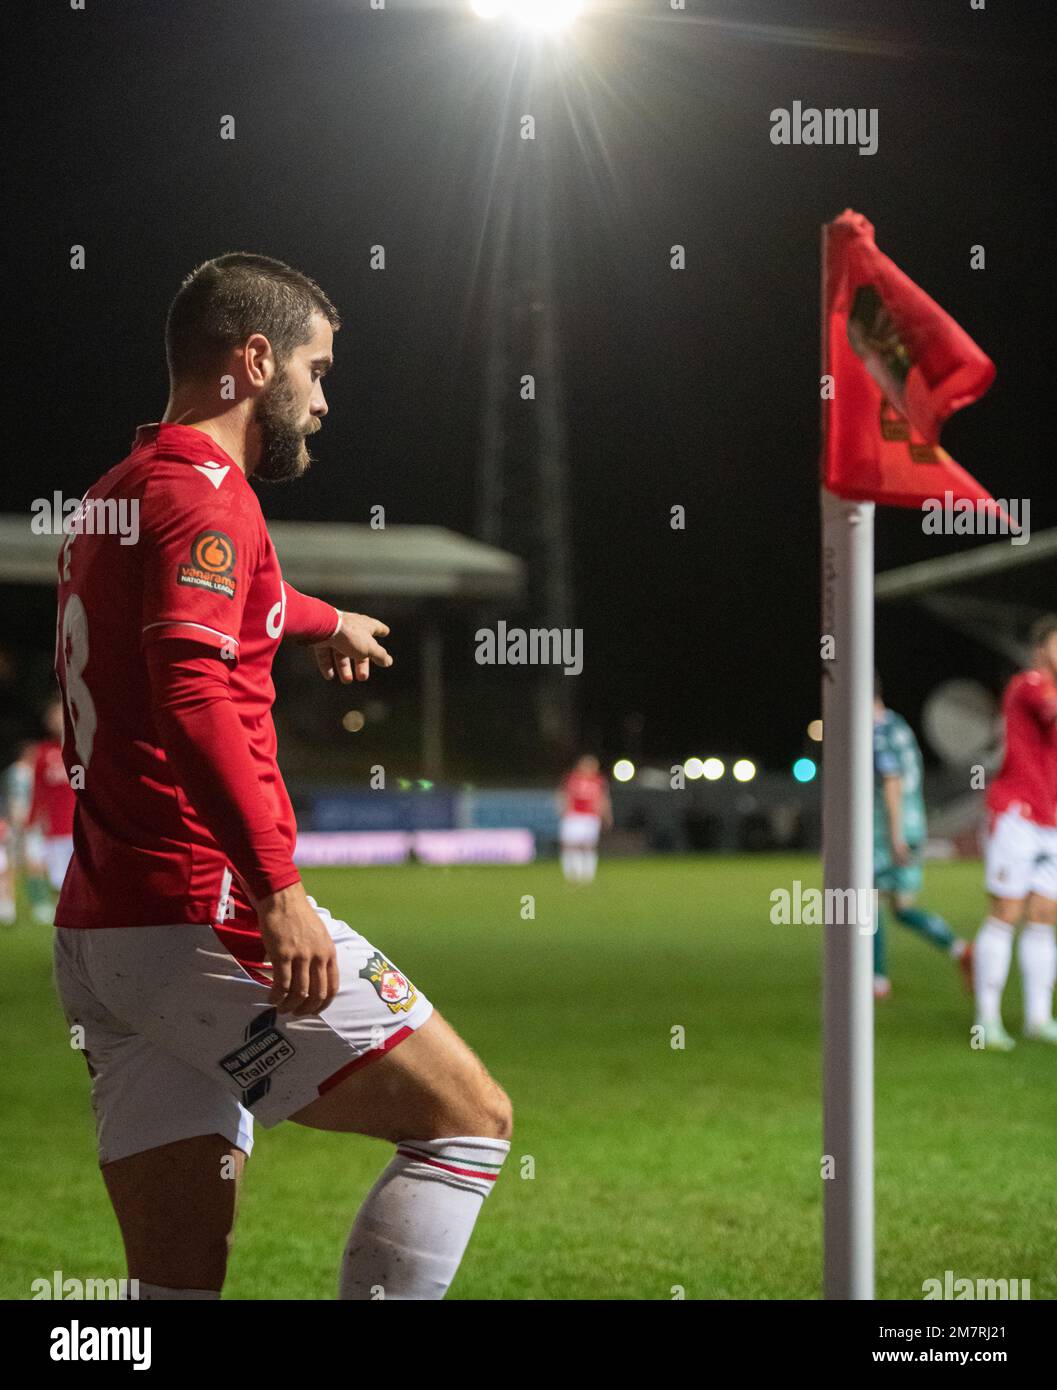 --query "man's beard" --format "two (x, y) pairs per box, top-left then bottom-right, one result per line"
(253, 367), (314, 484)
